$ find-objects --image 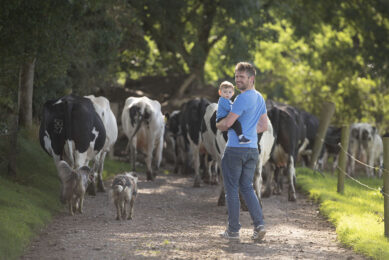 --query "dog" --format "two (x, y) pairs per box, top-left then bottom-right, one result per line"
(56, 161), (95, 215)
(111, 172), (138, 220)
